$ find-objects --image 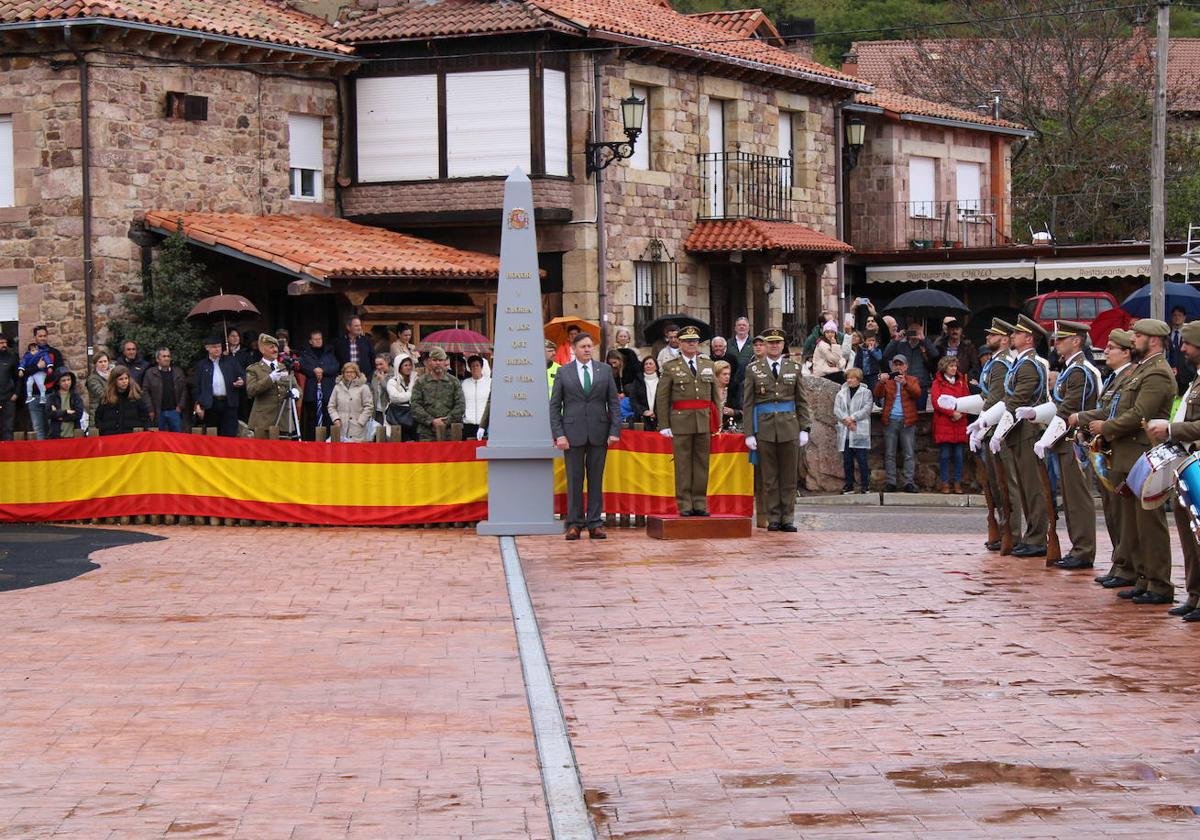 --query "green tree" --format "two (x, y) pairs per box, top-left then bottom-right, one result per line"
(109, 223), (210, 368)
